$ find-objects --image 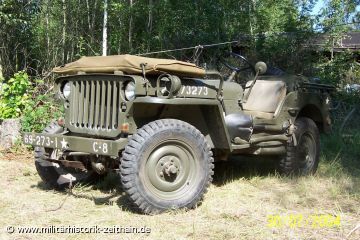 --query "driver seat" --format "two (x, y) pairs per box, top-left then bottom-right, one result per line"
(242, 80), (287, 119)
